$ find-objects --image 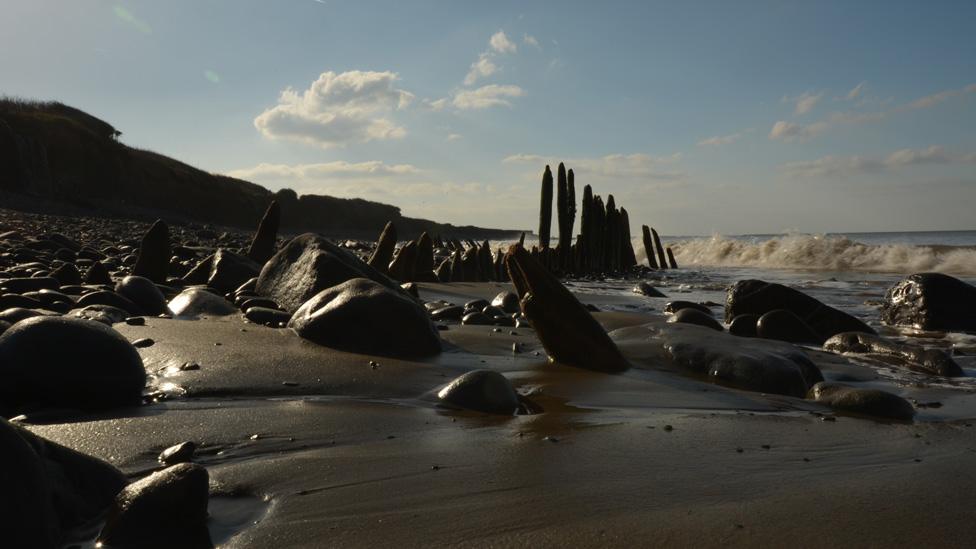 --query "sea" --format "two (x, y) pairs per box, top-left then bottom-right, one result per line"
(497, 230), (976, 416)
